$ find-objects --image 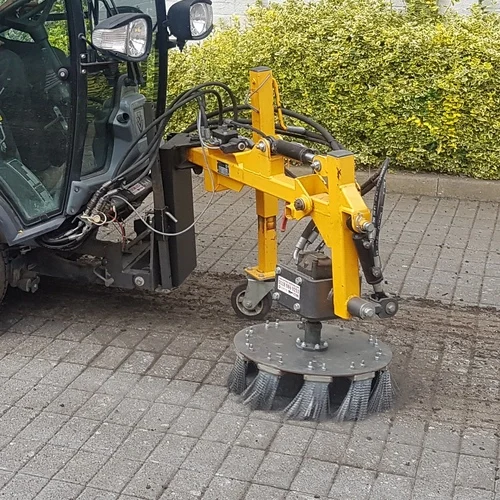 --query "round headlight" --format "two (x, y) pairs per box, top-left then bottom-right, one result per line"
(190, 2), (212, 38)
